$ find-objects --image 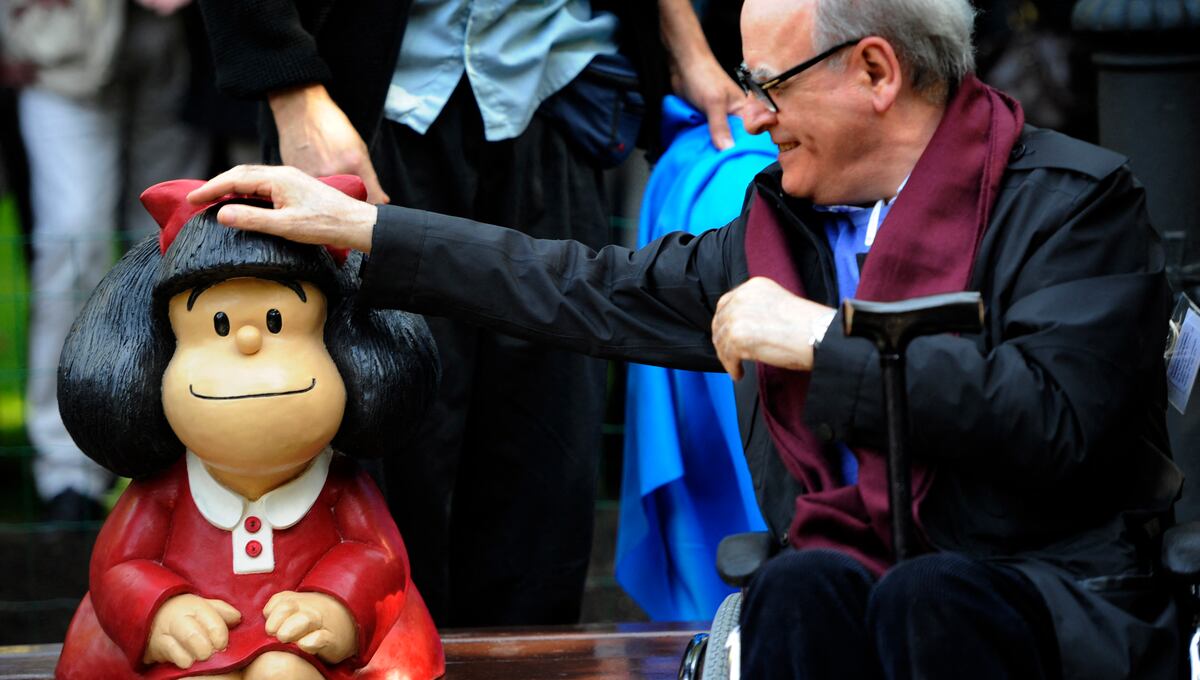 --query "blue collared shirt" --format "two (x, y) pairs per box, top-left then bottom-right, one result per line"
(812, 195), (899, 485)
(384, 0), (618, 142)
